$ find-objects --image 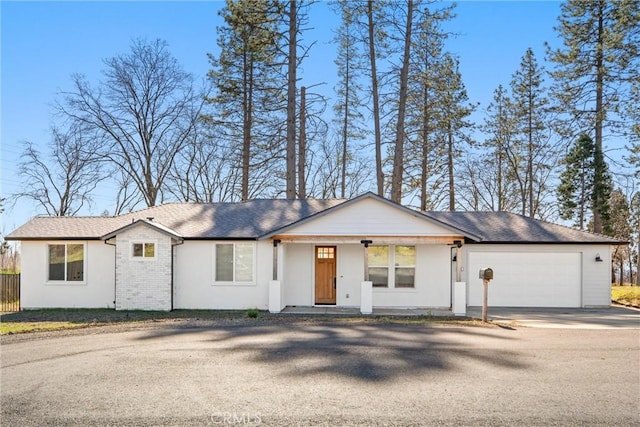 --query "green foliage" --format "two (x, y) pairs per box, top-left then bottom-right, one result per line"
(246, 308), (259, 318)
(592, 141), (613, 234)
(548, 0), (639, 138)
(557, 134), (604, 230)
